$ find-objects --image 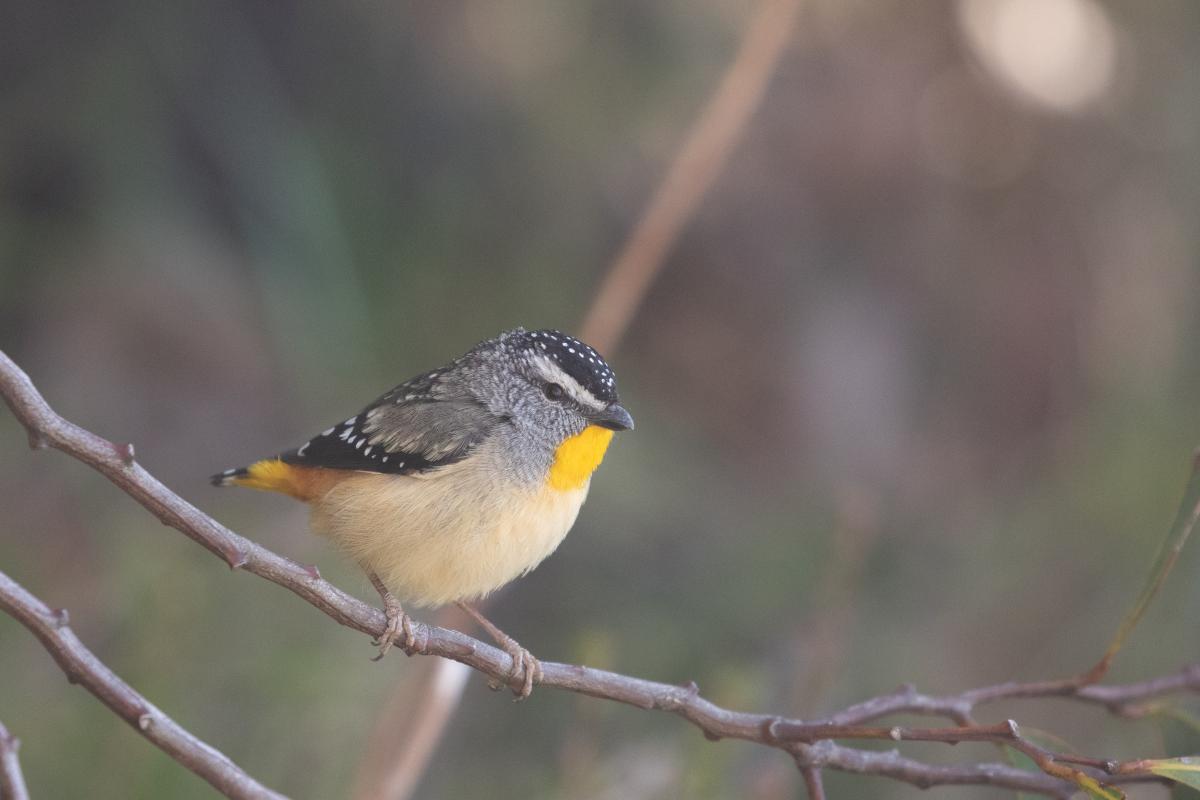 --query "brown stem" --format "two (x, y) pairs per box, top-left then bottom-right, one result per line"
(579, 0), (803, 353)
(0, 721), (31, 800)
(796, 756), (826, 800)
(0, 571), (286, 800)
